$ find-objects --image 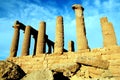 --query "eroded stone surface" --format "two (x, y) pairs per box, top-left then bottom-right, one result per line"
(100, 17), (117, 47)
(22, 69), (53, 80)
(0, 60), (25, 80)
